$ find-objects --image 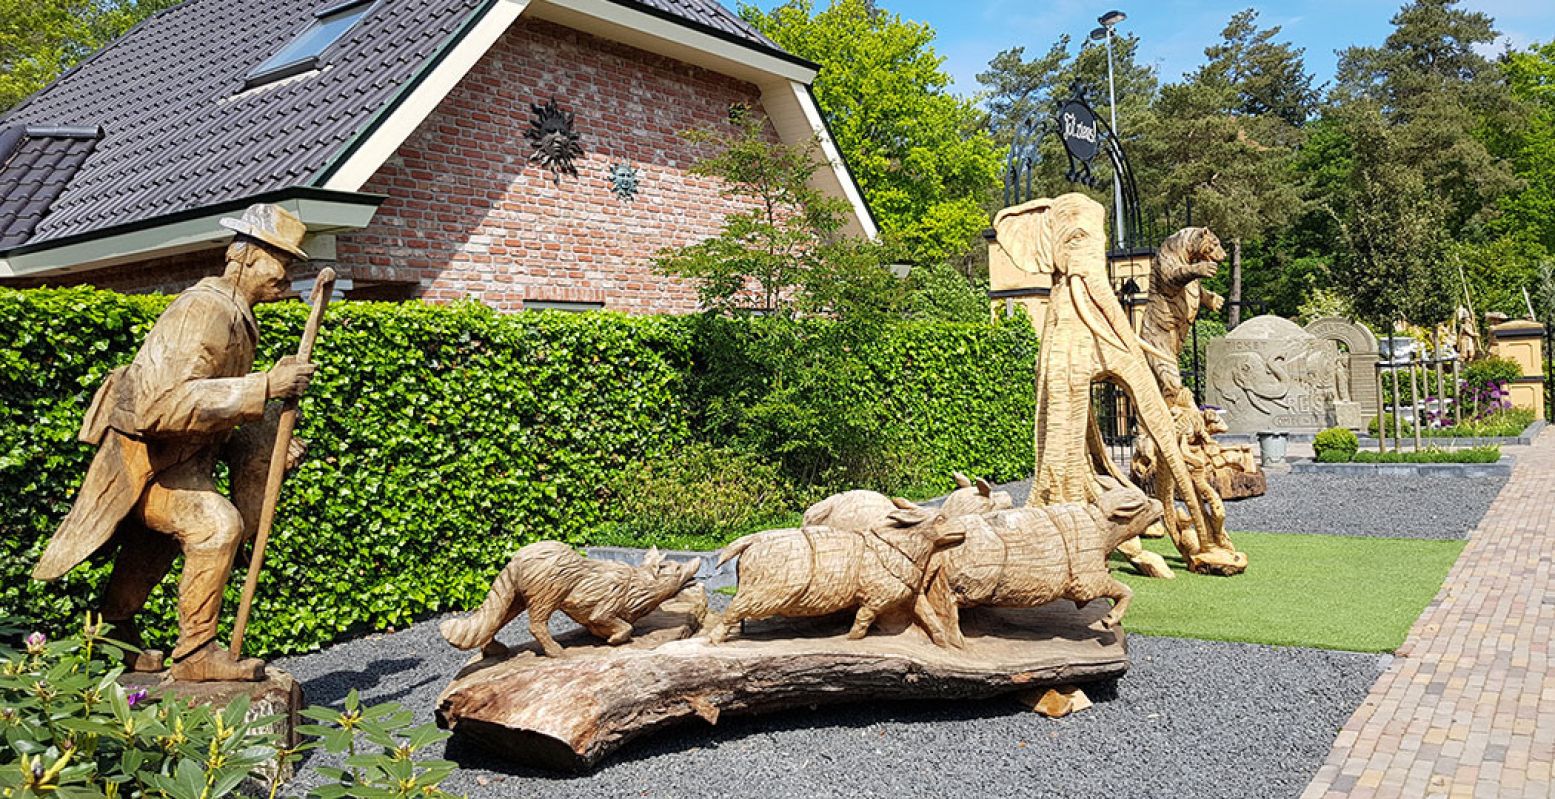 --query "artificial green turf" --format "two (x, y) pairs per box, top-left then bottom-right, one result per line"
(1112, 531), (1465, 653)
